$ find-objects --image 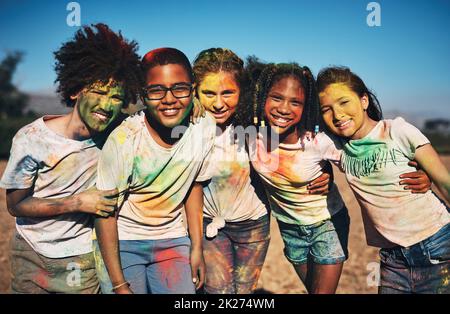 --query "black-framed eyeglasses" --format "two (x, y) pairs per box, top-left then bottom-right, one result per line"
(143, 83), (193, 100)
